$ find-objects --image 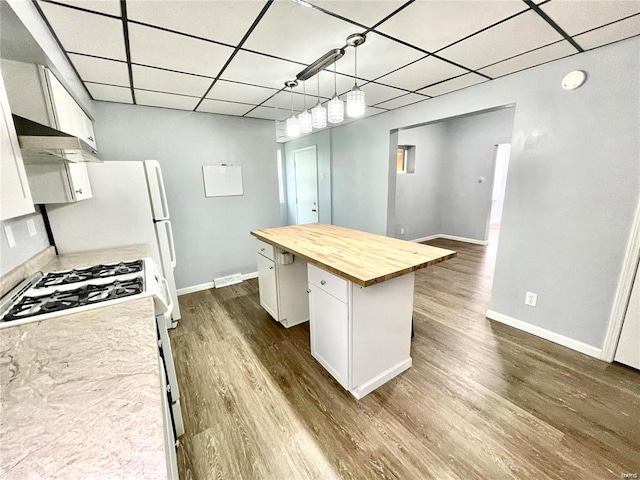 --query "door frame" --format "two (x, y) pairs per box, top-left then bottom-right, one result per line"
(293, 145), (318, 225)
(602, 198), (640, 361)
